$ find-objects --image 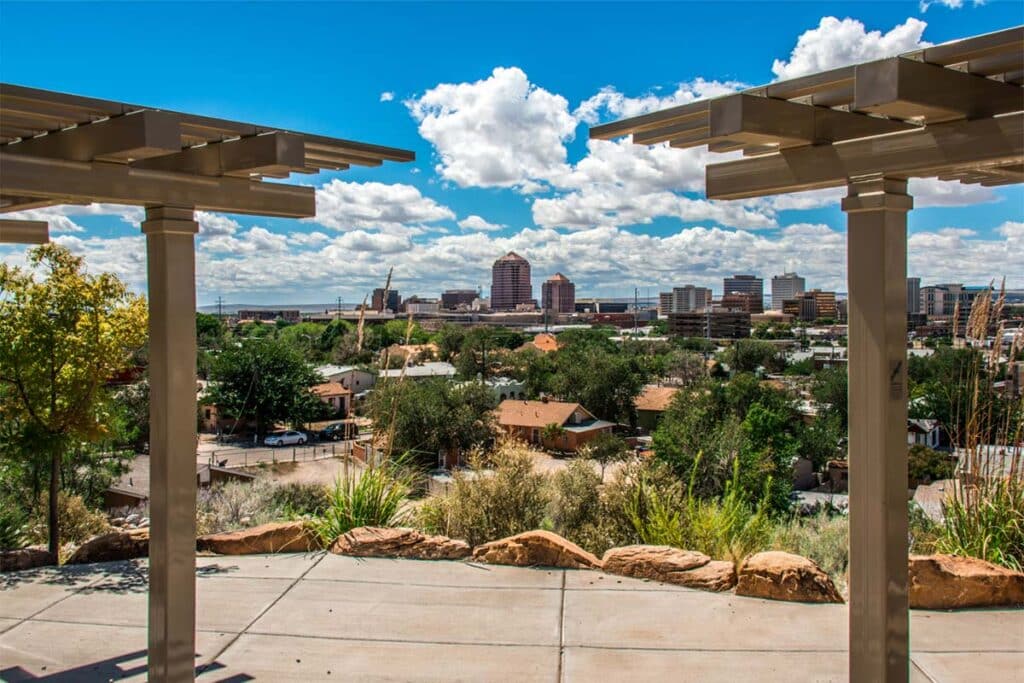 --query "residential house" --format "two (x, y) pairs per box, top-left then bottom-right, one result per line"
(635, 385), (679, 433)
(496, 399), (615, 452)
(312, 382), (352, 417)
(907, 418), (943, 450)
(316, 364), (377, 392)
(379, 361), (457, 381)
